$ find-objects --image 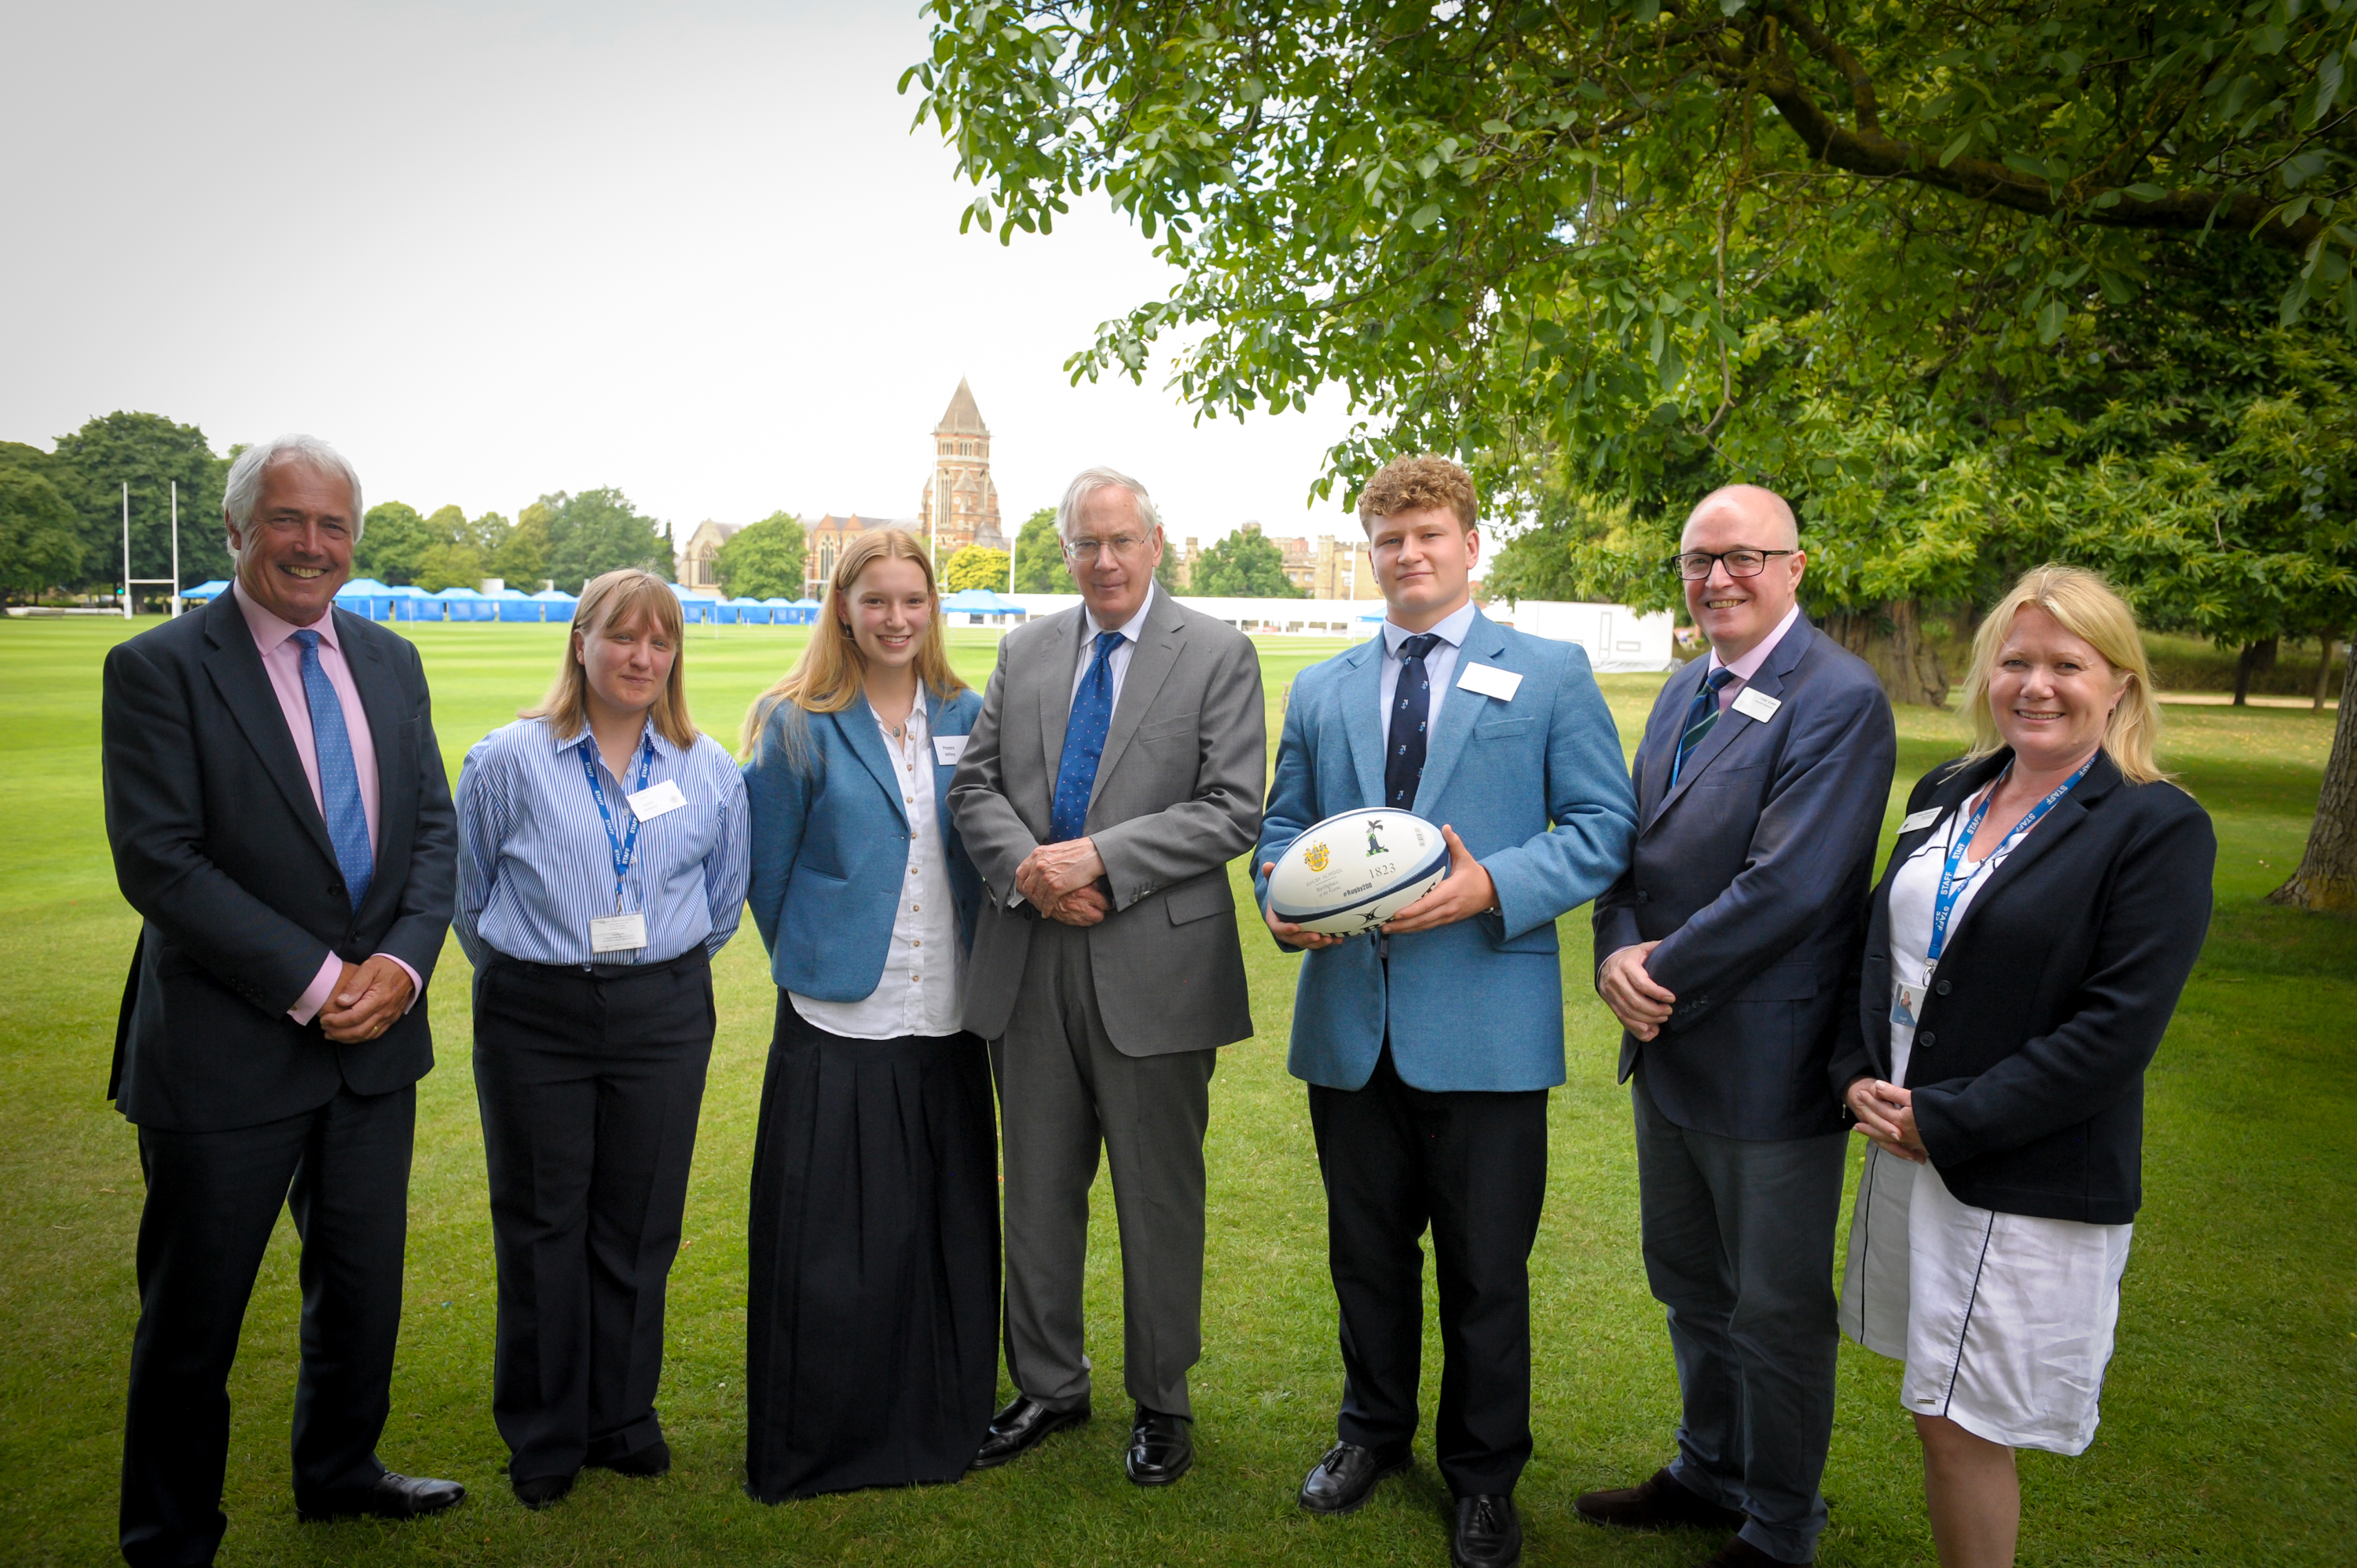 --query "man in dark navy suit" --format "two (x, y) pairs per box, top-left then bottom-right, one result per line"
(102, 435), (462, 1566)
(1577, 486), (1895, 1568)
